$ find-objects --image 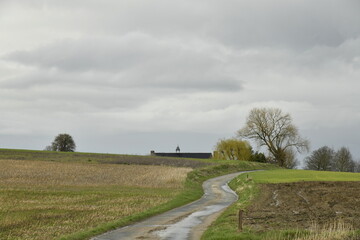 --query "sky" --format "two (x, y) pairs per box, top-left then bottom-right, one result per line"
(1, 0), (360, 163)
